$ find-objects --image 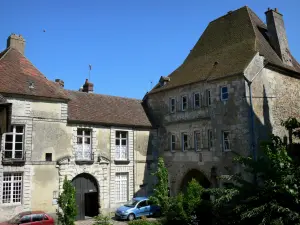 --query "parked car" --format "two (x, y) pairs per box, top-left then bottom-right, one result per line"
(115, 197), (161, 221)
(0, 211), (54, 225)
